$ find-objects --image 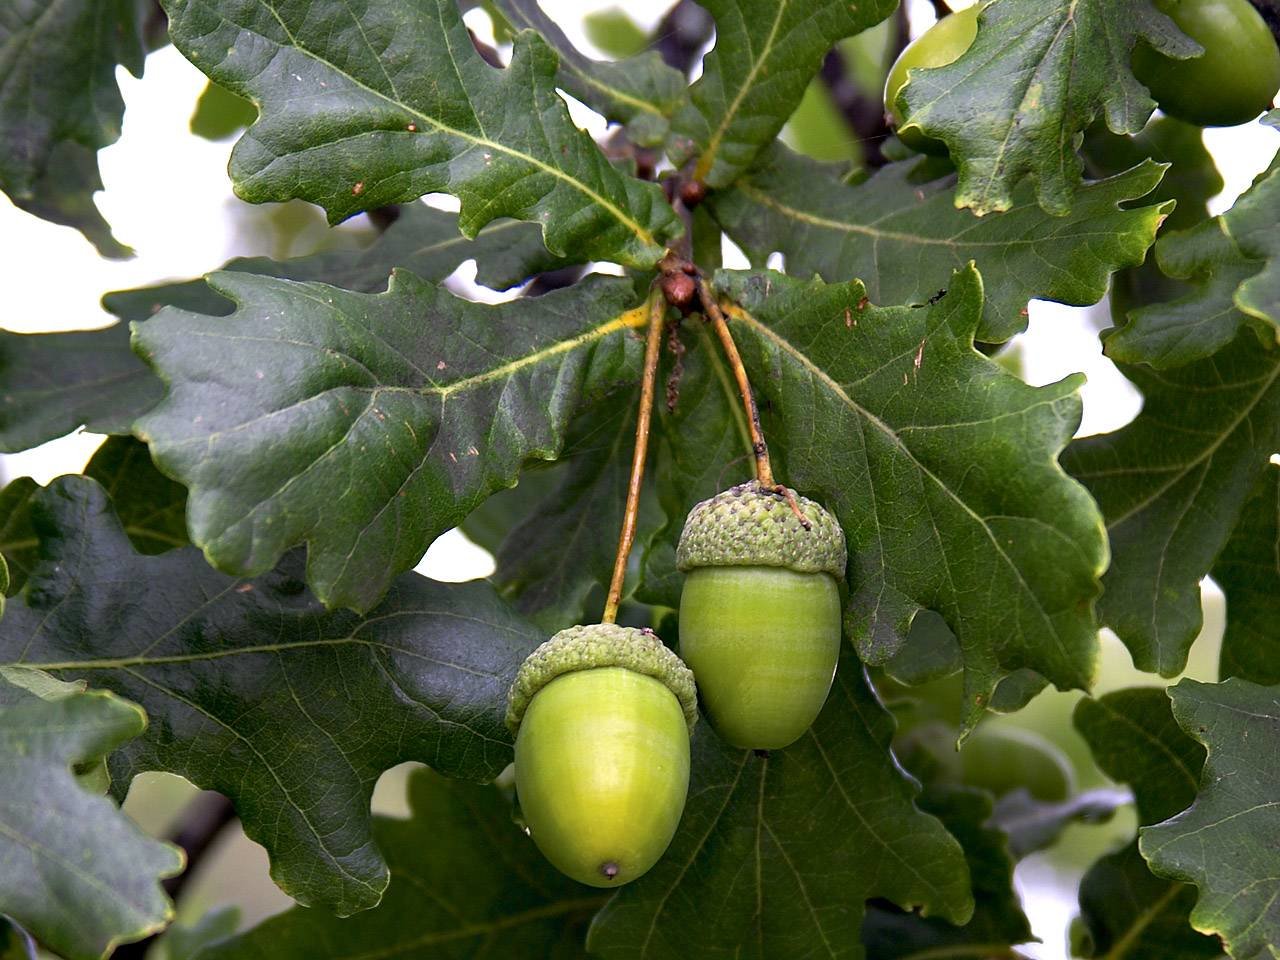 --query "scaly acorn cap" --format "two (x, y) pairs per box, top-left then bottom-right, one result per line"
(677, 481), (846, 578)
(505, 623), (698, 736)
